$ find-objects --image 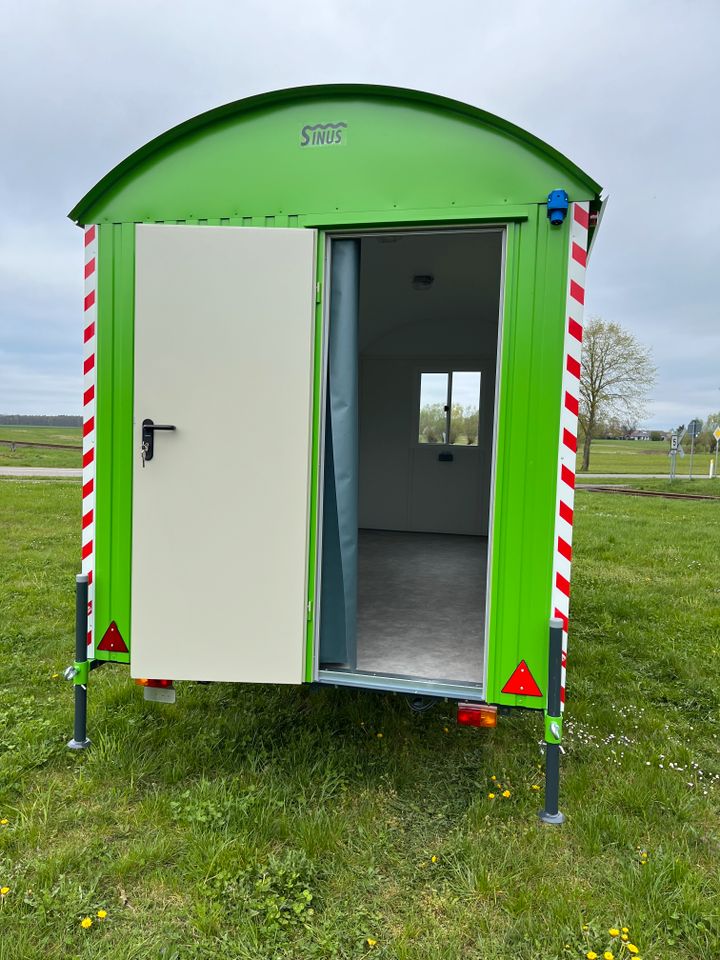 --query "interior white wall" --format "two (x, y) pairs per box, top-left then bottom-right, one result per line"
(357, 231), (501, 537)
